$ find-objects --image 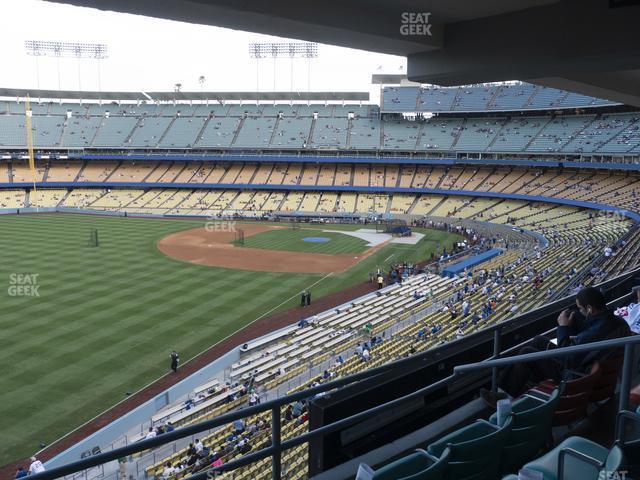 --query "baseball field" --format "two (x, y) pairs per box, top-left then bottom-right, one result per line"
(0, 213), (461, 465)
